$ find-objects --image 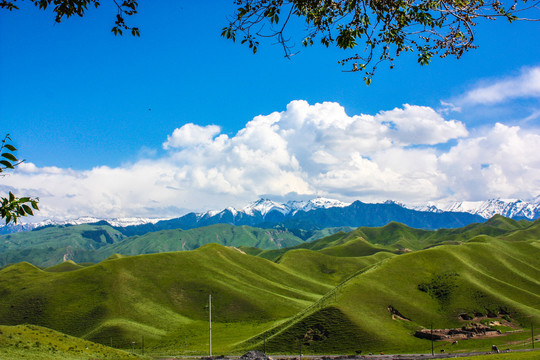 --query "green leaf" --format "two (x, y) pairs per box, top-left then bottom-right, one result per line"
(22, 204), (33, 216)
(4, 144), (16, 151)
(1, 152), (18, 162)
(0, 160), (14, 169)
